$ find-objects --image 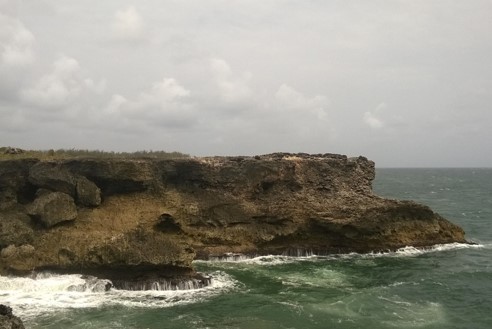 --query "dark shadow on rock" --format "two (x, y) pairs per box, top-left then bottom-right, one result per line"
(155, 213), (183, 233)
